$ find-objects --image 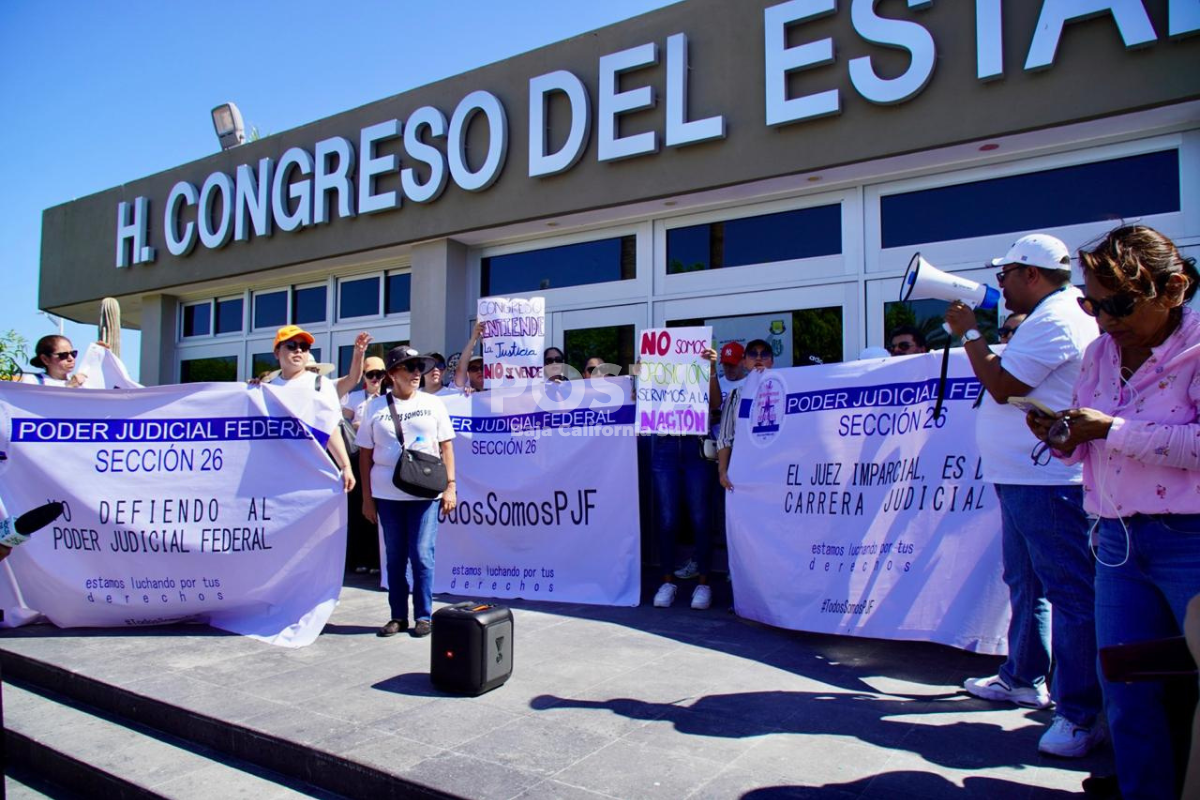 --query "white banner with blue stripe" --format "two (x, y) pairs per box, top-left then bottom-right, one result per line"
(0, 379), (346, 647)
(435, 377), (641, 606)
(726, 353), (1010, 654)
